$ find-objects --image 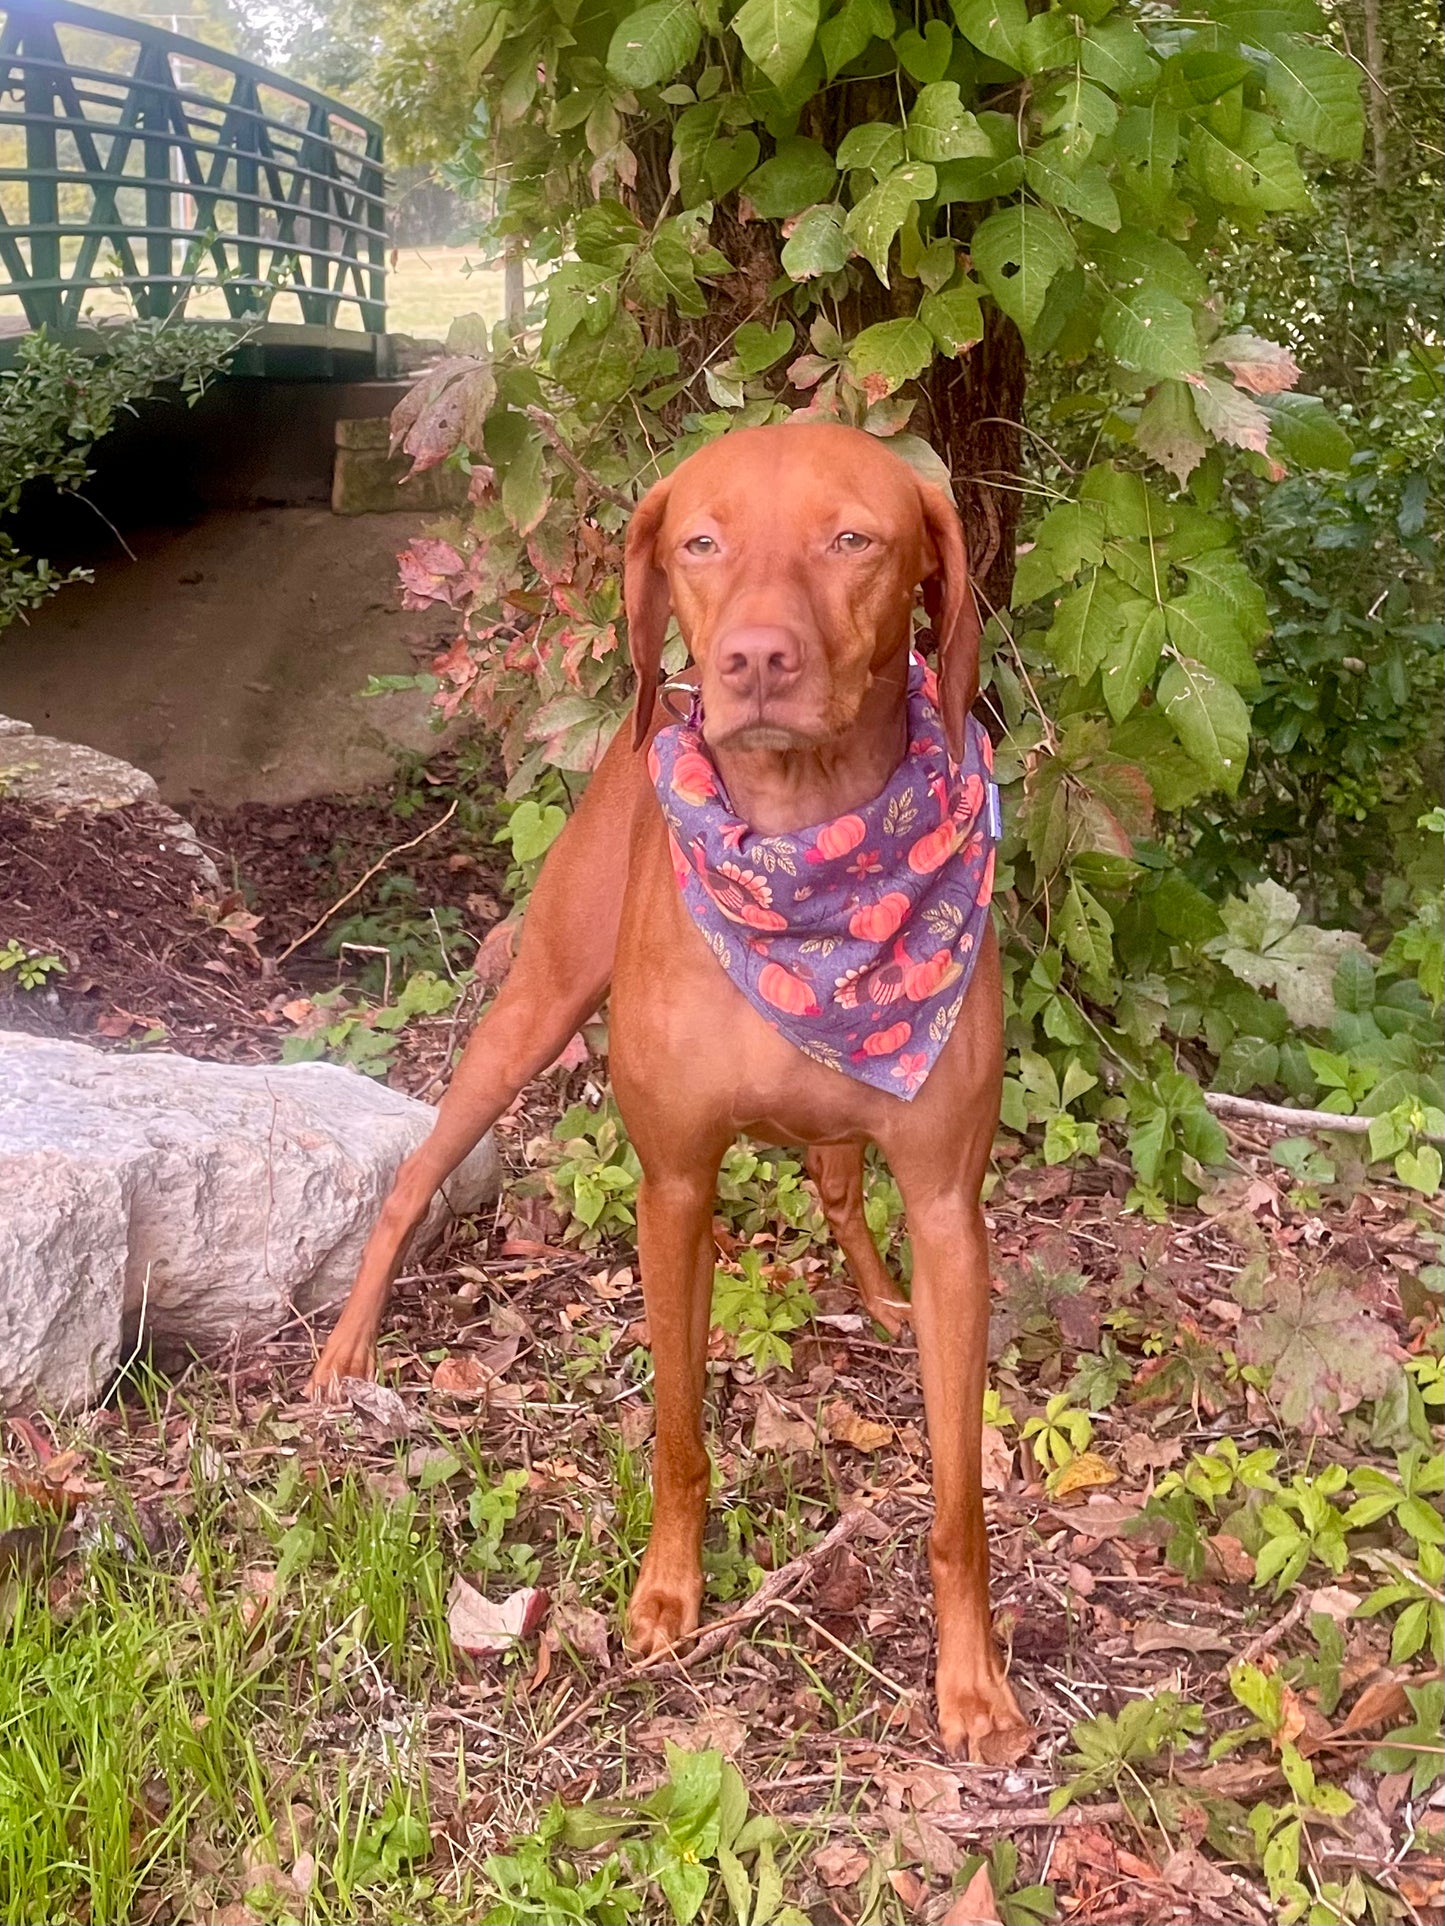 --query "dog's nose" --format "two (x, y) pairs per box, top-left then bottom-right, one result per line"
(716, 626), (803, 700)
